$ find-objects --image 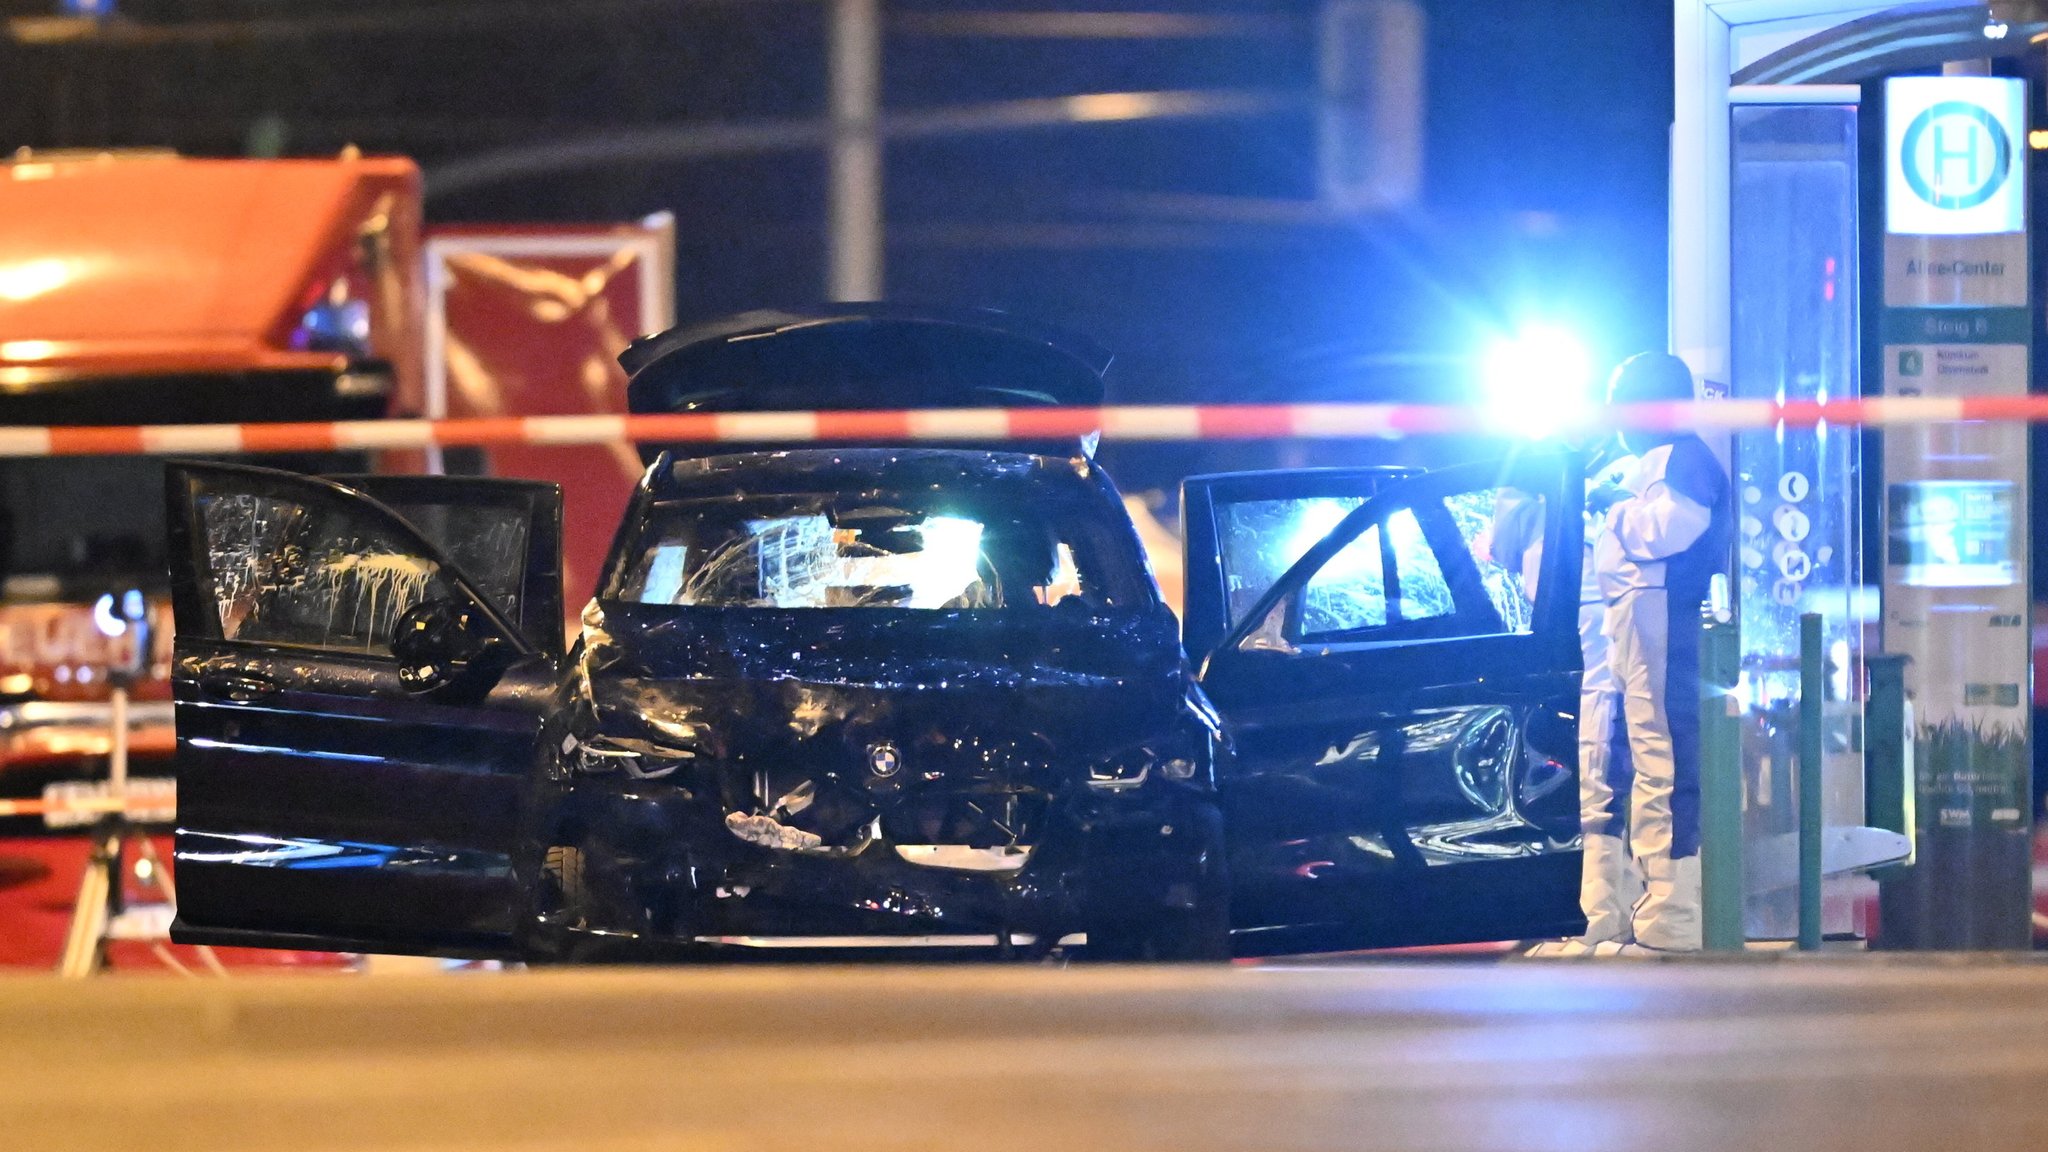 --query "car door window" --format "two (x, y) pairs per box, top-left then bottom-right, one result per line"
(369, 500), (531, 625)
(1444, 488), (1539, 634)
(1300, 521), (1386, 632)
(1286, 482), (1533, 647)
(324, 475), (564, 654)
(1298, 509), (1458, 635)
(1217, 495), (1365, 630)
(193, 482), (469, 655)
